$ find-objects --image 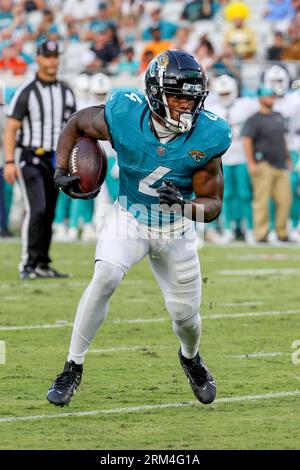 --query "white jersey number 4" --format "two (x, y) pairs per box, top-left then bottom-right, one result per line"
(138, 166), (171, 197)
